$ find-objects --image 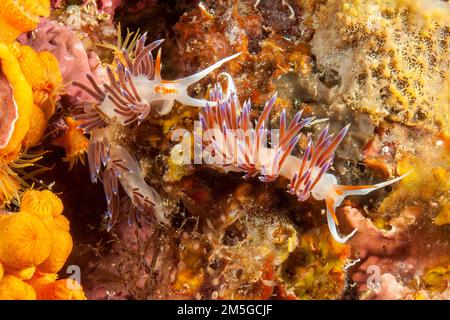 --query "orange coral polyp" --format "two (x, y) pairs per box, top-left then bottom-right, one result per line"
(26, 271), (57, 293)
(37, 225), (73, 274)
(34, 53), (64, 119)
(52, 117), (89, 170)
(0, 212), (52, 269)
(0, 43), (62, 207)
(22, 103), (47, 148)
(54, 214), (70, 231)
(21, 189), (64, 218)
(19, 189), (72, 273)
(0, 43), (33, 158)
(36, 279), (87, 300)
(13, 44), (63, 120)
(4, 265), (36, 280)
(0, 0), (50, 43)
(8, 43), (63, 149)
(0, 275), (36, 300)
(0, 189), (84, 299)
